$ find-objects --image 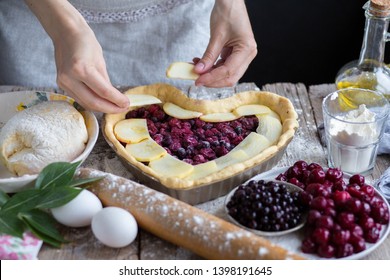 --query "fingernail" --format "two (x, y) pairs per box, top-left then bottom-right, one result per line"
(195, 62), (205, 72)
